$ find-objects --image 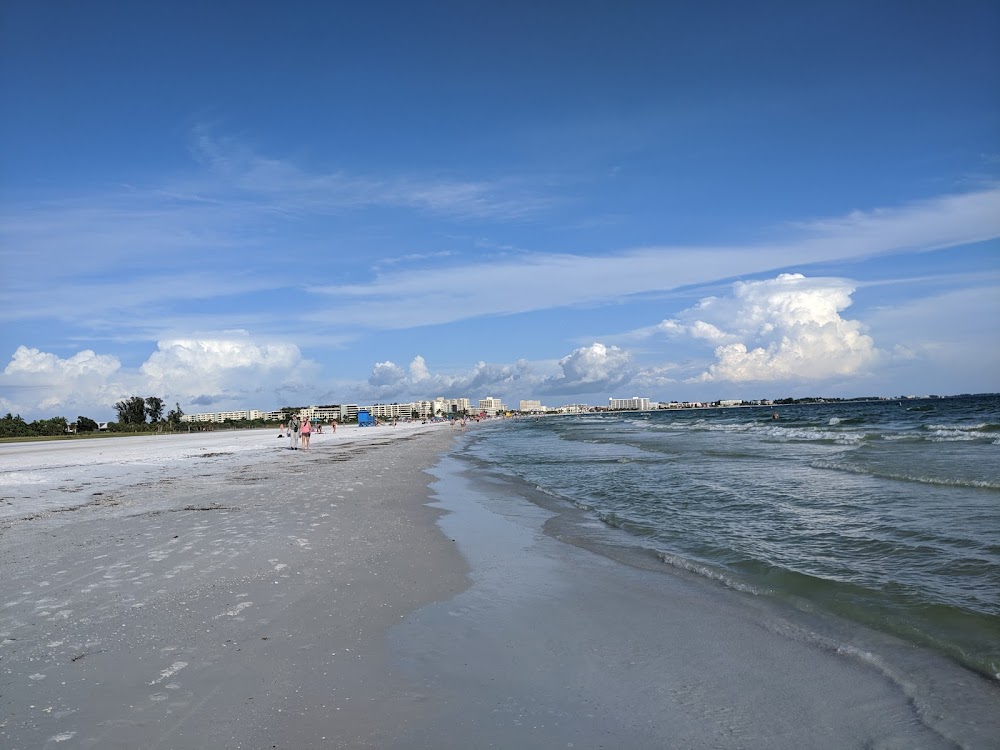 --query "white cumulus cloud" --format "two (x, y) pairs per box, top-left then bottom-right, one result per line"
(409, 355), (431, 381)
(0, 332), (311, 419)
(360, 356), (531, 401)
(538, 342), (633, 395)
(670, 274), (878, 383)
(368, 360), (407, 386)
(1, 346), (126, 416)
(141, 334), (304, 396)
